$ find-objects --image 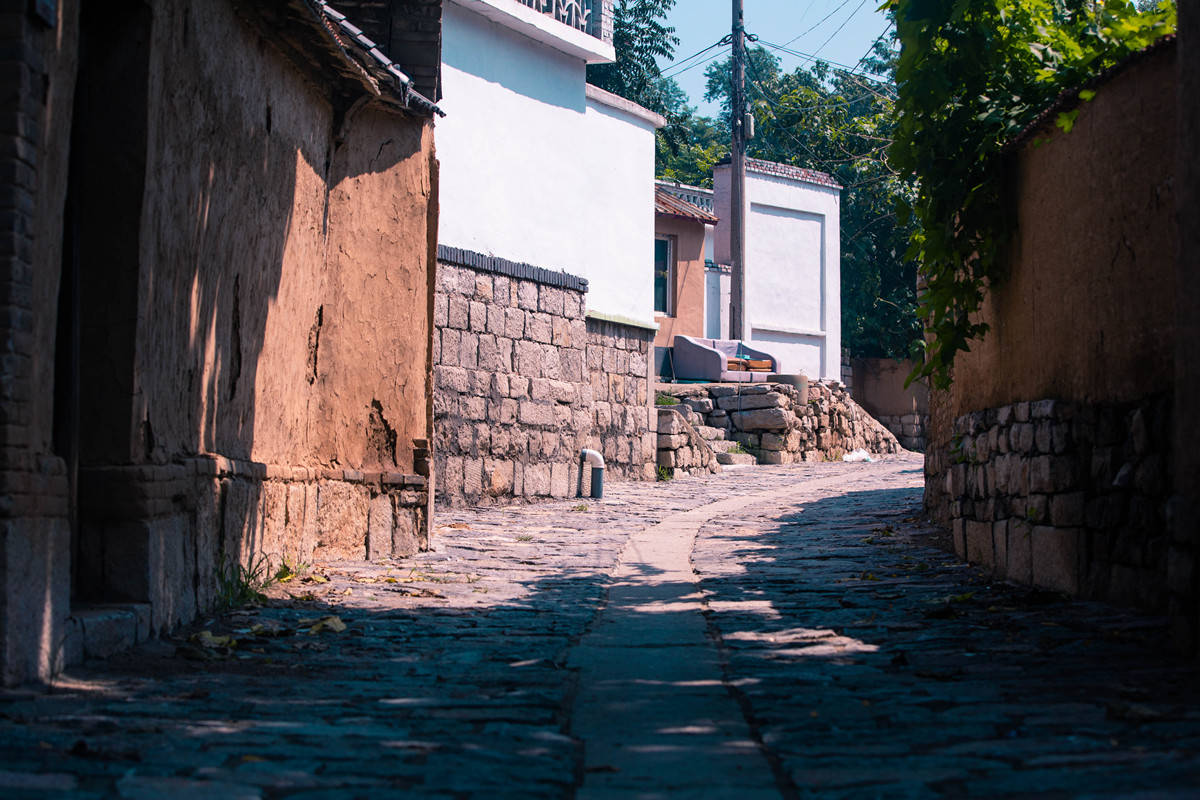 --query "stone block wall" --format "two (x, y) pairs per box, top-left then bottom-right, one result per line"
(658, 381), (902, 463)
(932, 395), (1173, 610)
(875, 413), (928, 452)
(655, 407), (720, 478)
(586, 316), (657, 483)
(433, 248), (656, 505)
(75, 460), (429, 631)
